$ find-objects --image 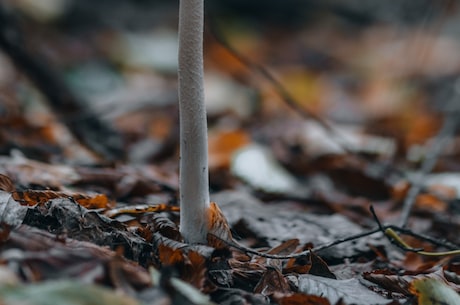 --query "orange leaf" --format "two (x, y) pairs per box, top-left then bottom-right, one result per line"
(414, 193), (447, 213)
(208, 129), (250, 170)
(277, 293), (332, 305)
(12, 190), (61, 206)
(207, 202), (233, 248)
(183, 251), (207, 290)
(12, 190), (114, 209)
(74, 194), (112, 209)
(158, 244), (184, 266)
